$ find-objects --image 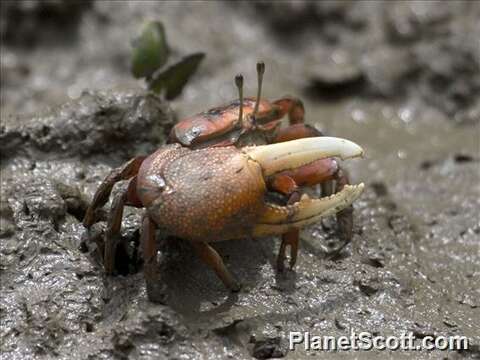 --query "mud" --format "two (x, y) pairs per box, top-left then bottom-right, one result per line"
(1, 1), (479, 359)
